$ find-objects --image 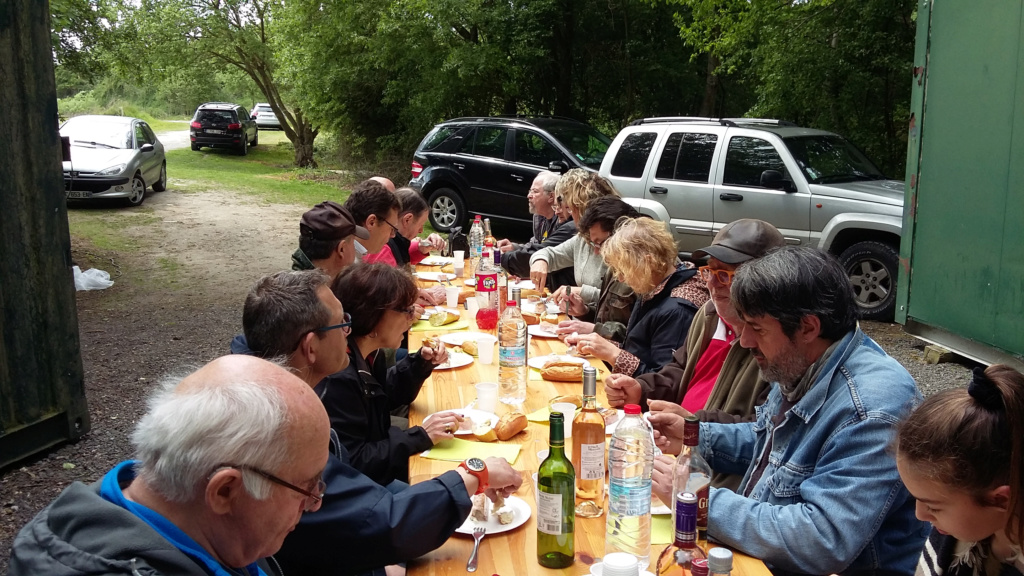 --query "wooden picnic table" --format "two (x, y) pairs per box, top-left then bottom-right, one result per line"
(406, 262), (771, 576)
